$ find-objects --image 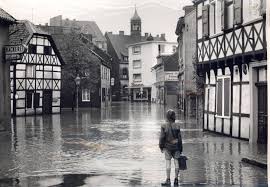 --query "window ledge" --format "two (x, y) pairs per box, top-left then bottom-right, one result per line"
(215, 115), (231, 119)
